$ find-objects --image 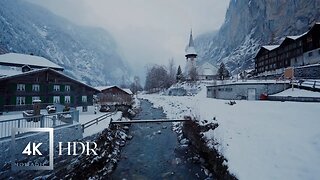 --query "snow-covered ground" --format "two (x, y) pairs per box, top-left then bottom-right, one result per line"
(140, 90), (320, 180)
(0, 109), (49, 121)
(78, 106), (122, 137)
(270, 88), (320, 97)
